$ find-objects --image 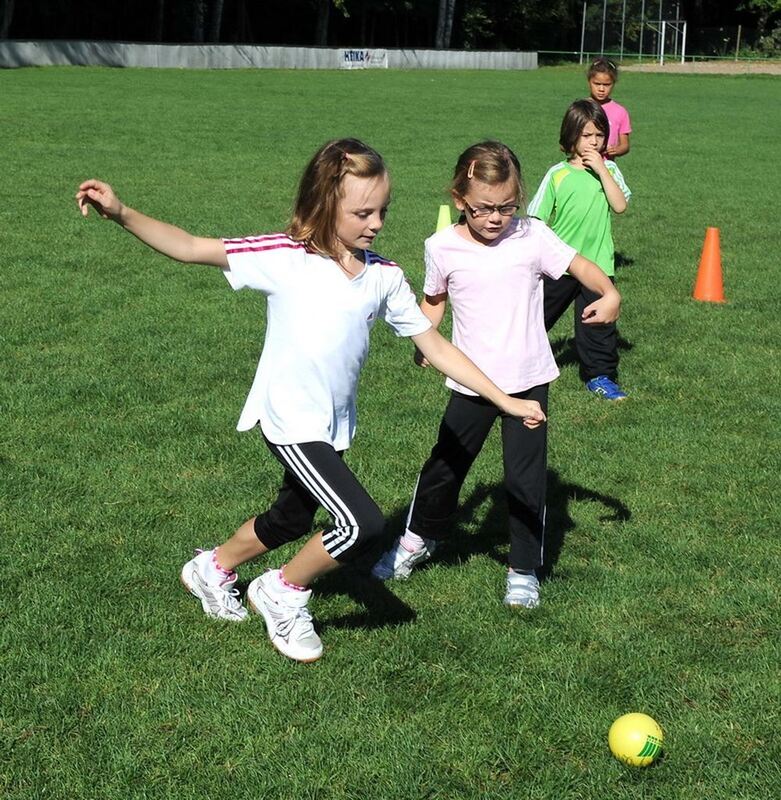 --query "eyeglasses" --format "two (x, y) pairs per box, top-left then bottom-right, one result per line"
(463, 201), (520, 218)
